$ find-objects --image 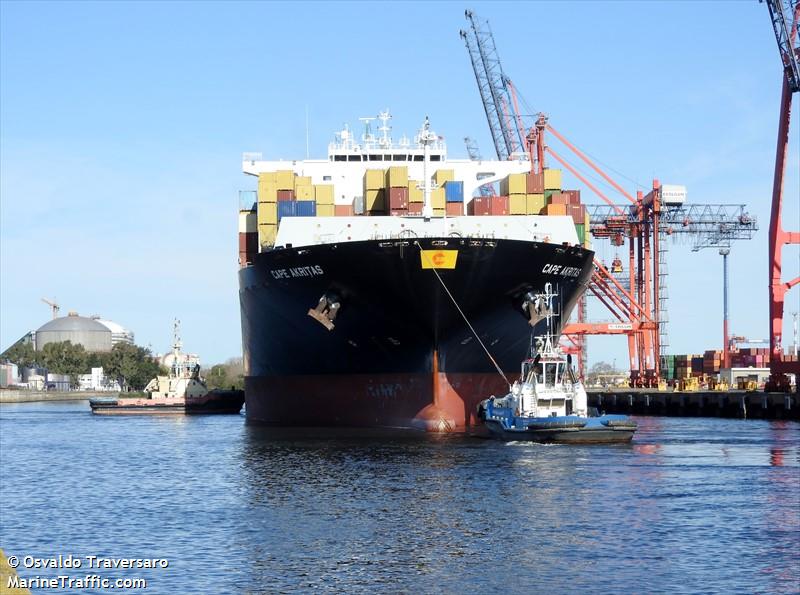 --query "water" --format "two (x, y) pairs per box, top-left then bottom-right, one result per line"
(1, 401), (798, 594)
